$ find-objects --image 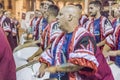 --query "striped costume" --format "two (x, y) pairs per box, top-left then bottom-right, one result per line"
(106, 24), (120, 67)
(30, 16), (43, 40)
(112, 18), (120, 29)
(84, 16), (113, 49)
(41, 20), (62, 50)
(0, 15), (15, 51)
(40, 25), (114, 80)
